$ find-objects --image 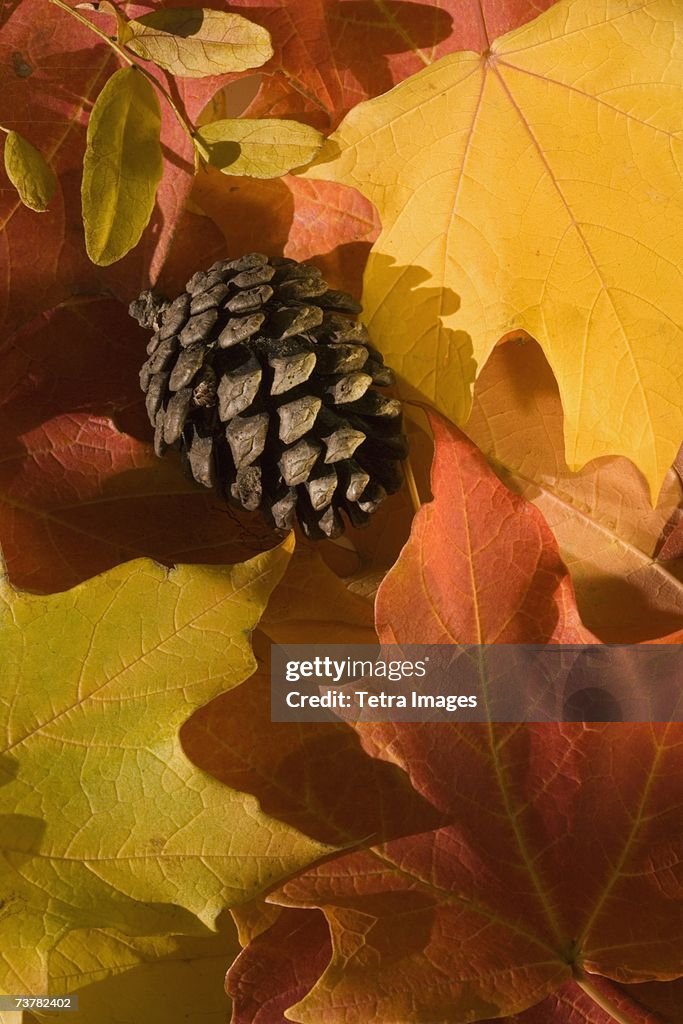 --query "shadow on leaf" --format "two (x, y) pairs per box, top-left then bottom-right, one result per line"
(180, 633), (445, 848)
